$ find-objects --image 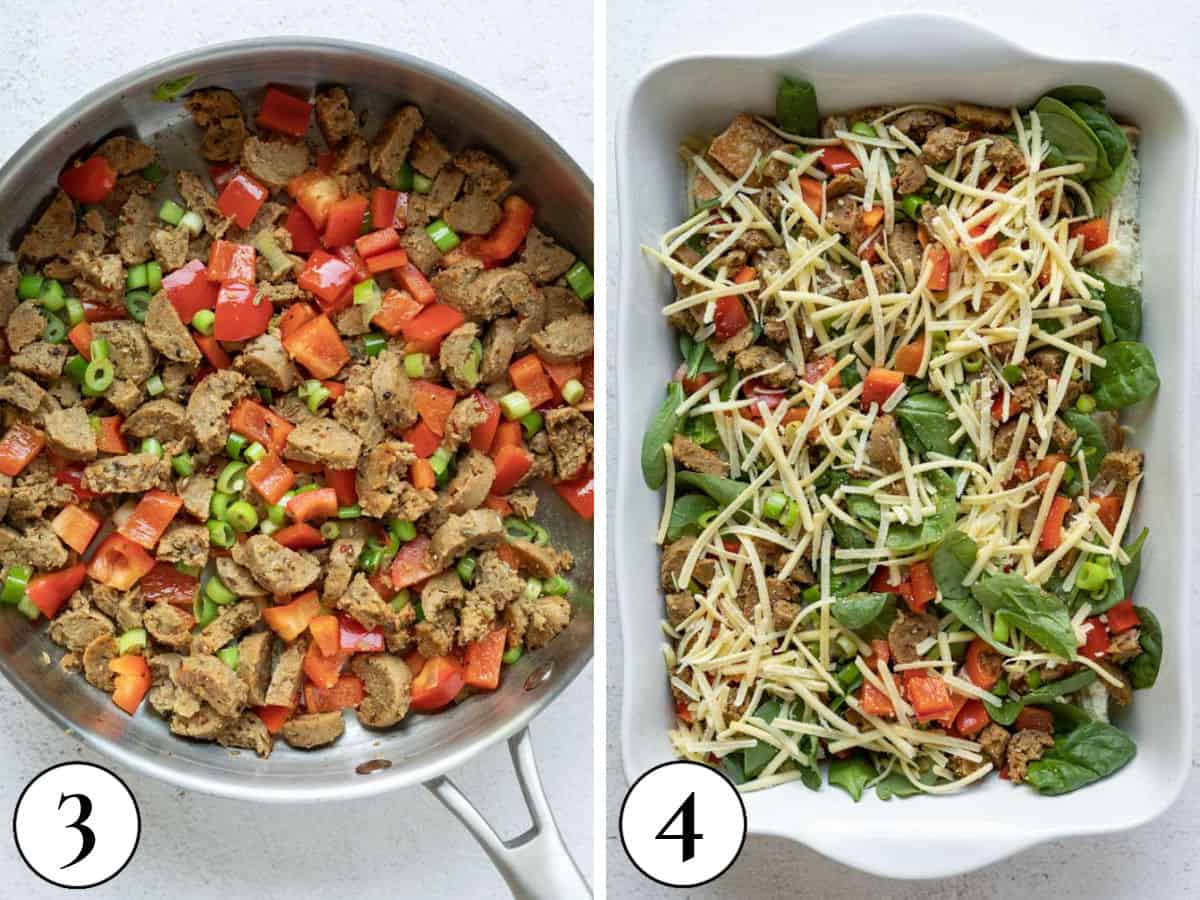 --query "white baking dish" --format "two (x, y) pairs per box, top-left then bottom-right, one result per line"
(614, 14), (1194, 879)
